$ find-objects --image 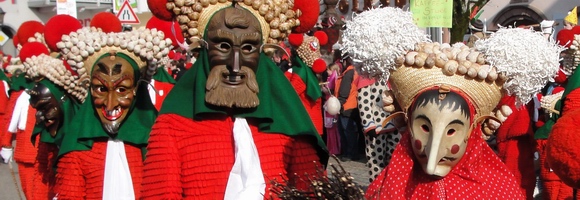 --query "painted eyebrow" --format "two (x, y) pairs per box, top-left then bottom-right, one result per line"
(415, 114), (431, 125)
(448, 119), (465, 126)
(112, 63), (123, 75)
